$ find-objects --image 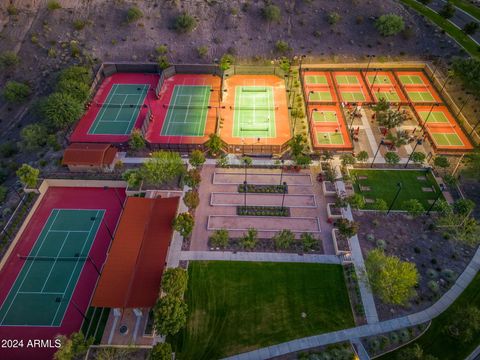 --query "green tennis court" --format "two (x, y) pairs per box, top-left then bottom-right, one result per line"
(418, 111), (449, 123)
(305, 75), (328, 85)
(408, 90), (435, 102)
(233, 86), (276, 138)
(398, 74), (424, 85)
(431, 132), (464, 146)
(376, 90), (400, 102)
(316, 131), (345, 145)
(0, 209), (104, 326)
(88, 84), (149, 135)
(312, 110), (338, 122)
(368, 75), (391, 85)
(160, 85), (211, 136)
(309, 90), (333, 102)
(335, 75), (359, 85)
(340, 90), (366, 102)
